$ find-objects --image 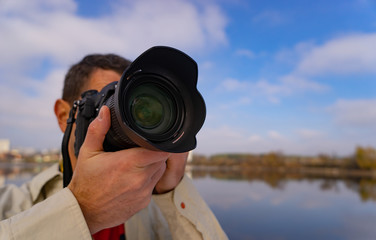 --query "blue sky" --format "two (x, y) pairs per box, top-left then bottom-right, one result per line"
(0, 0), (375, 156)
